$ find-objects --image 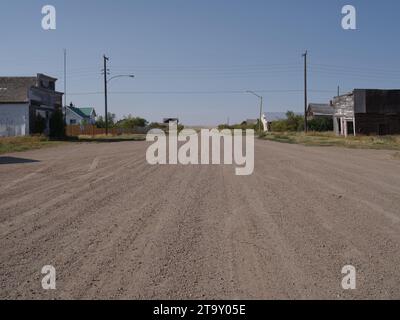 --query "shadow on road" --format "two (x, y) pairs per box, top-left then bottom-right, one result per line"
(0, 157), (40, 165)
